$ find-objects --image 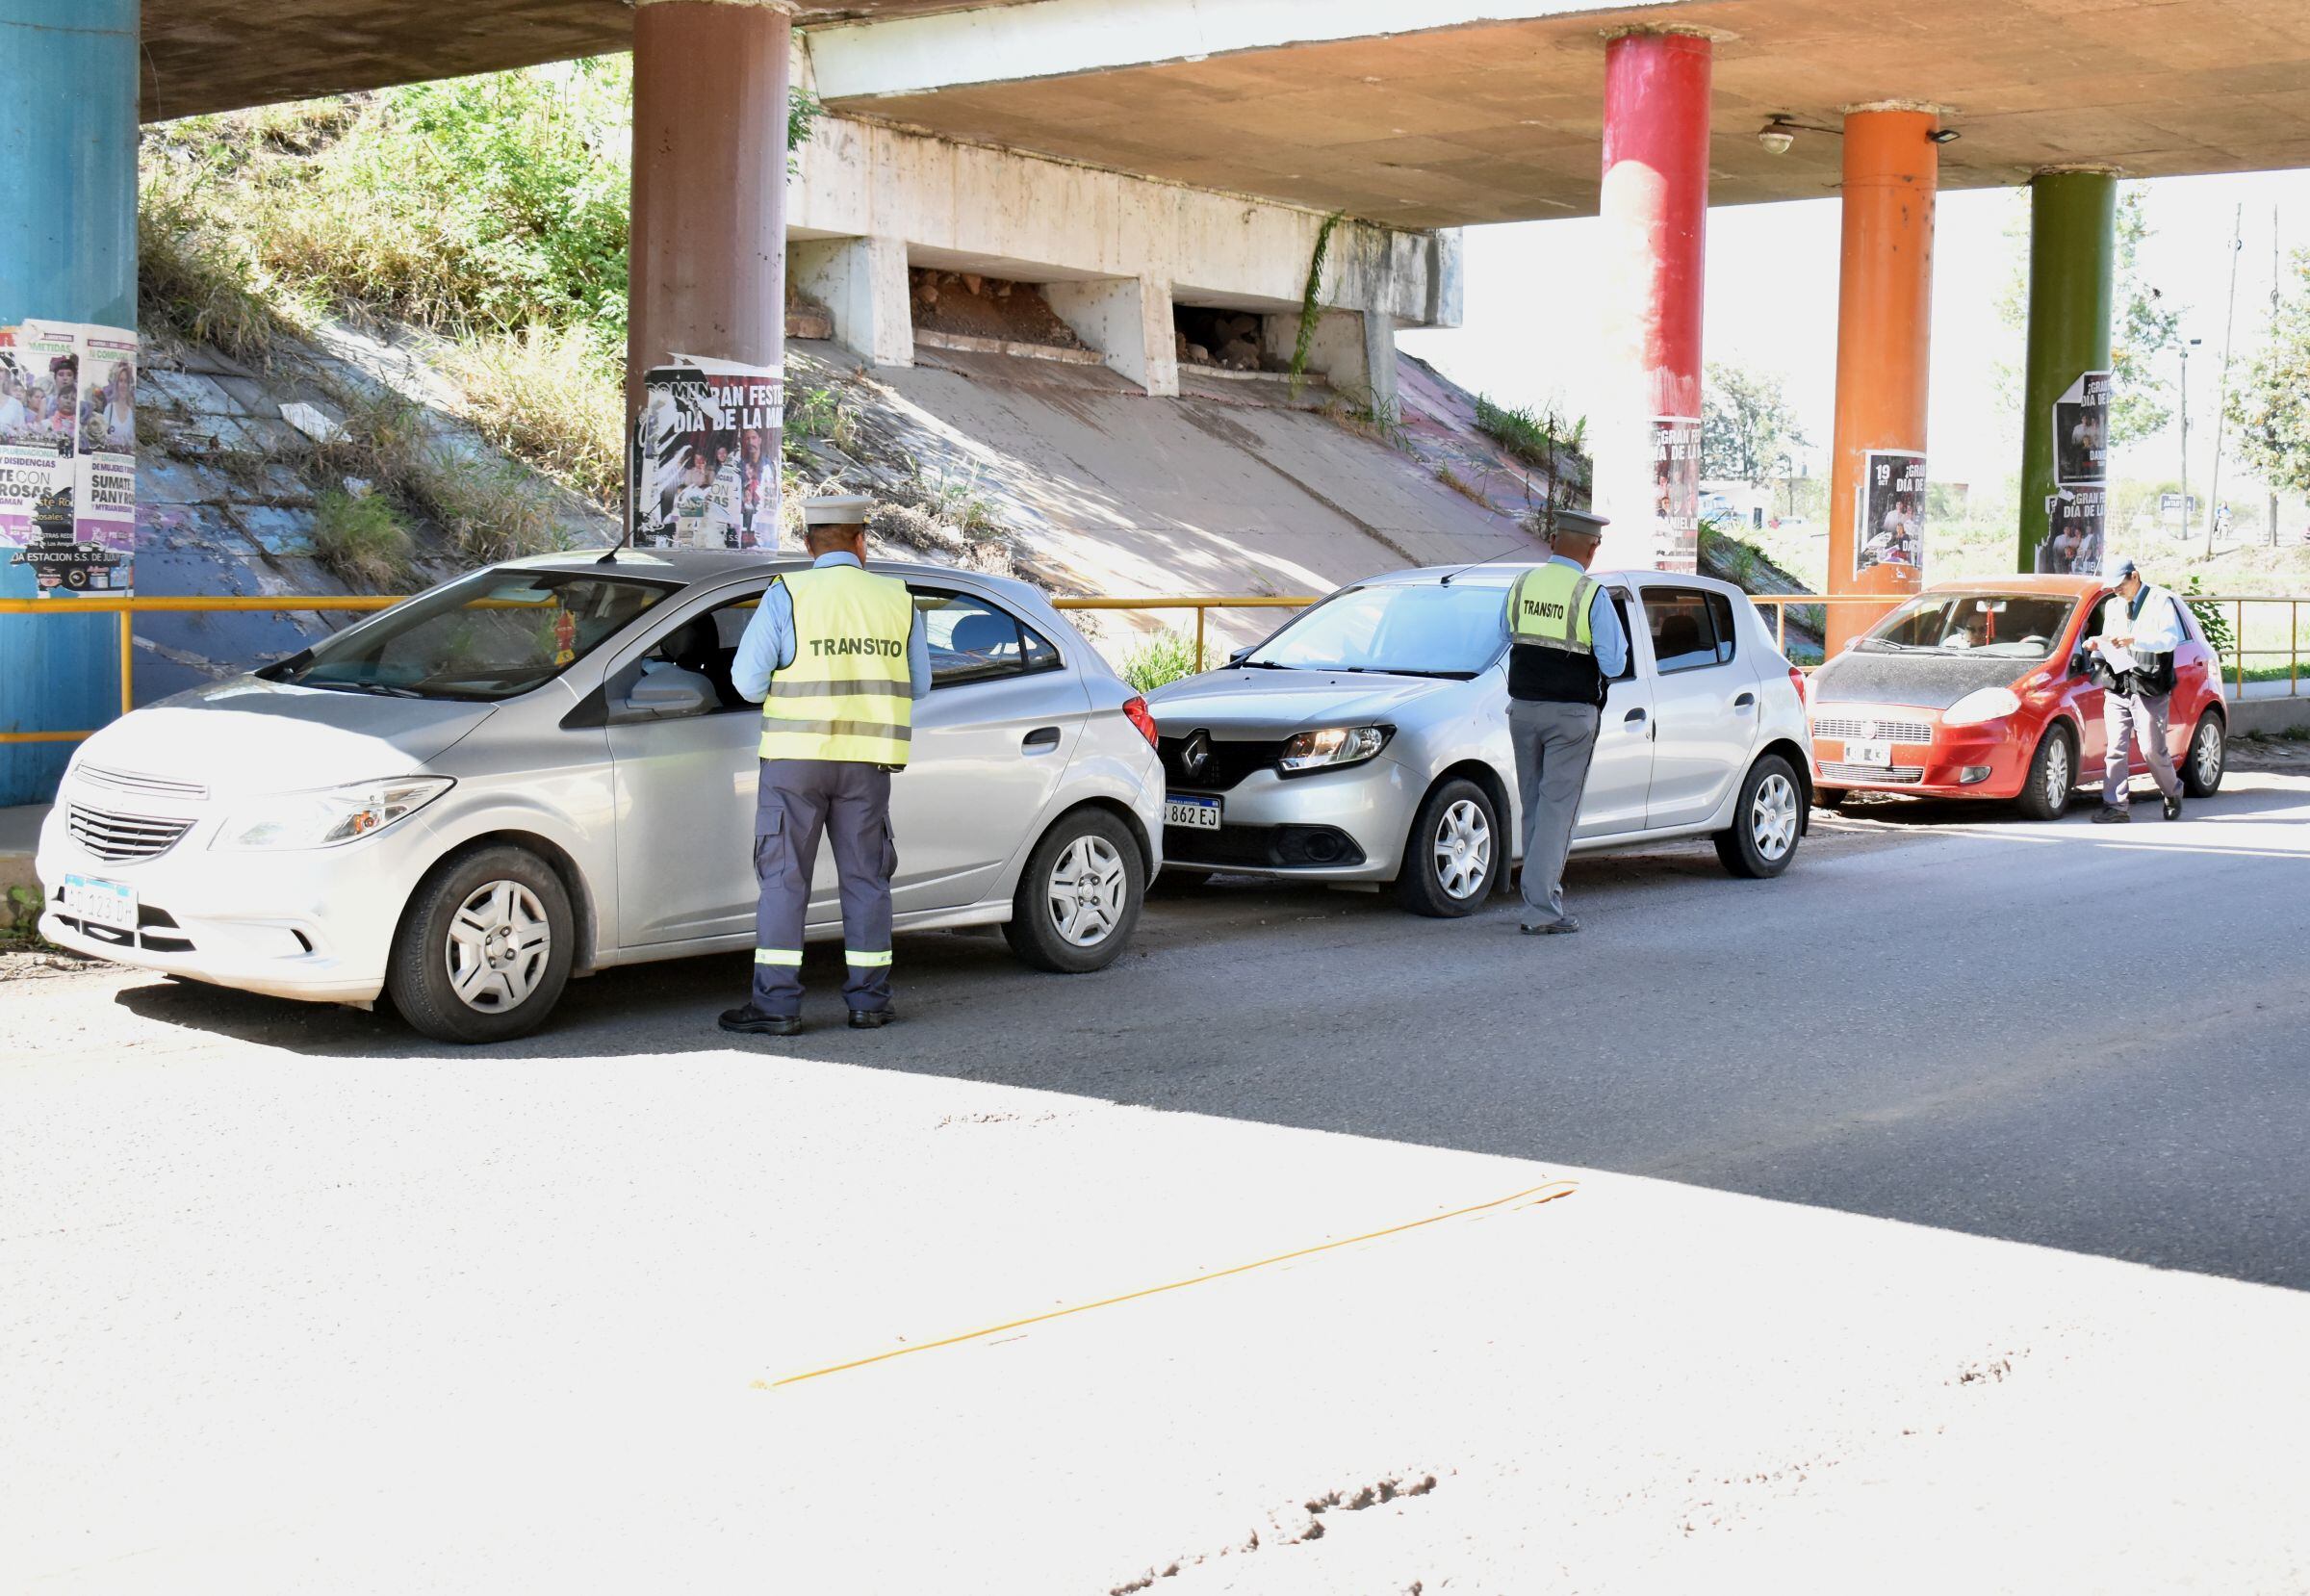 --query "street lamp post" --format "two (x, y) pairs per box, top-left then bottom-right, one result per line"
(2178, 336), (2202, 539)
